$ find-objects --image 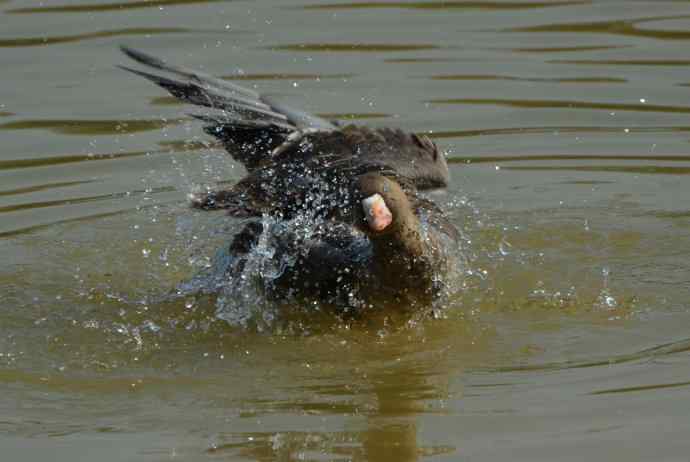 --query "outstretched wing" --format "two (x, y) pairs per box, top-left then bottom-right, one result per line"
(119, 46), (336, 171)
(120, 47), (450, 219)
